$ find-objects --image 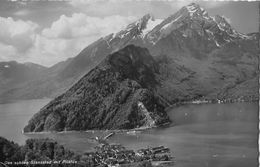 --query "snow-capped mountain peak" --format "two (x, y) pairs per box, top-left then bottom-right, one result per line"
(141, 14), (163, 38)
(144, 3), (250, 45)
(212, 14), (250, 40)
(107, 13), (162, 44)
(126, 14), (153, 32)
(106, 3), (250, 48)
(118, 13), (162, 38)
(186, 2), (208, 17)
(214, 15), (231, 27)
